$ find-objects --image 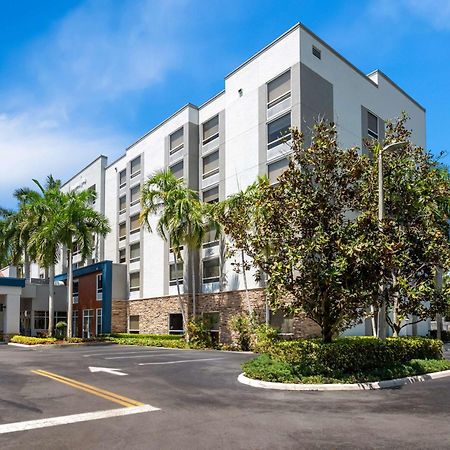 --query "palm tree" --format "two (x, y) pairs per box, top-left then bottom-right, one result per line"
(26, 177), (64, 336)
(58, 188), (110, 338)
(140, 169), (206, 332)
